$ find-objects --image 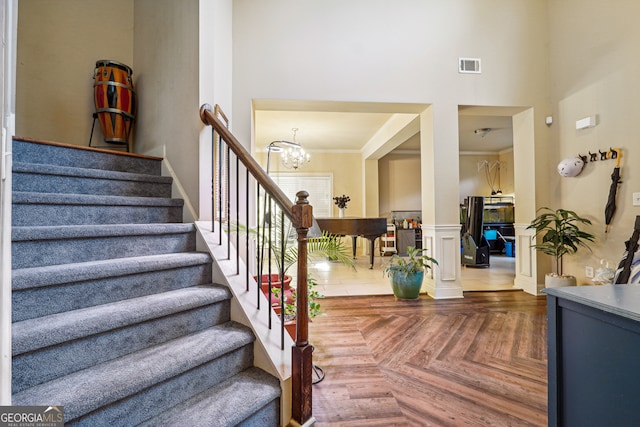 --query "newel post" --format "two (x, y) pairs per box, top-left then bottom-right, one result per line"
(291, 191), (313, 425)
